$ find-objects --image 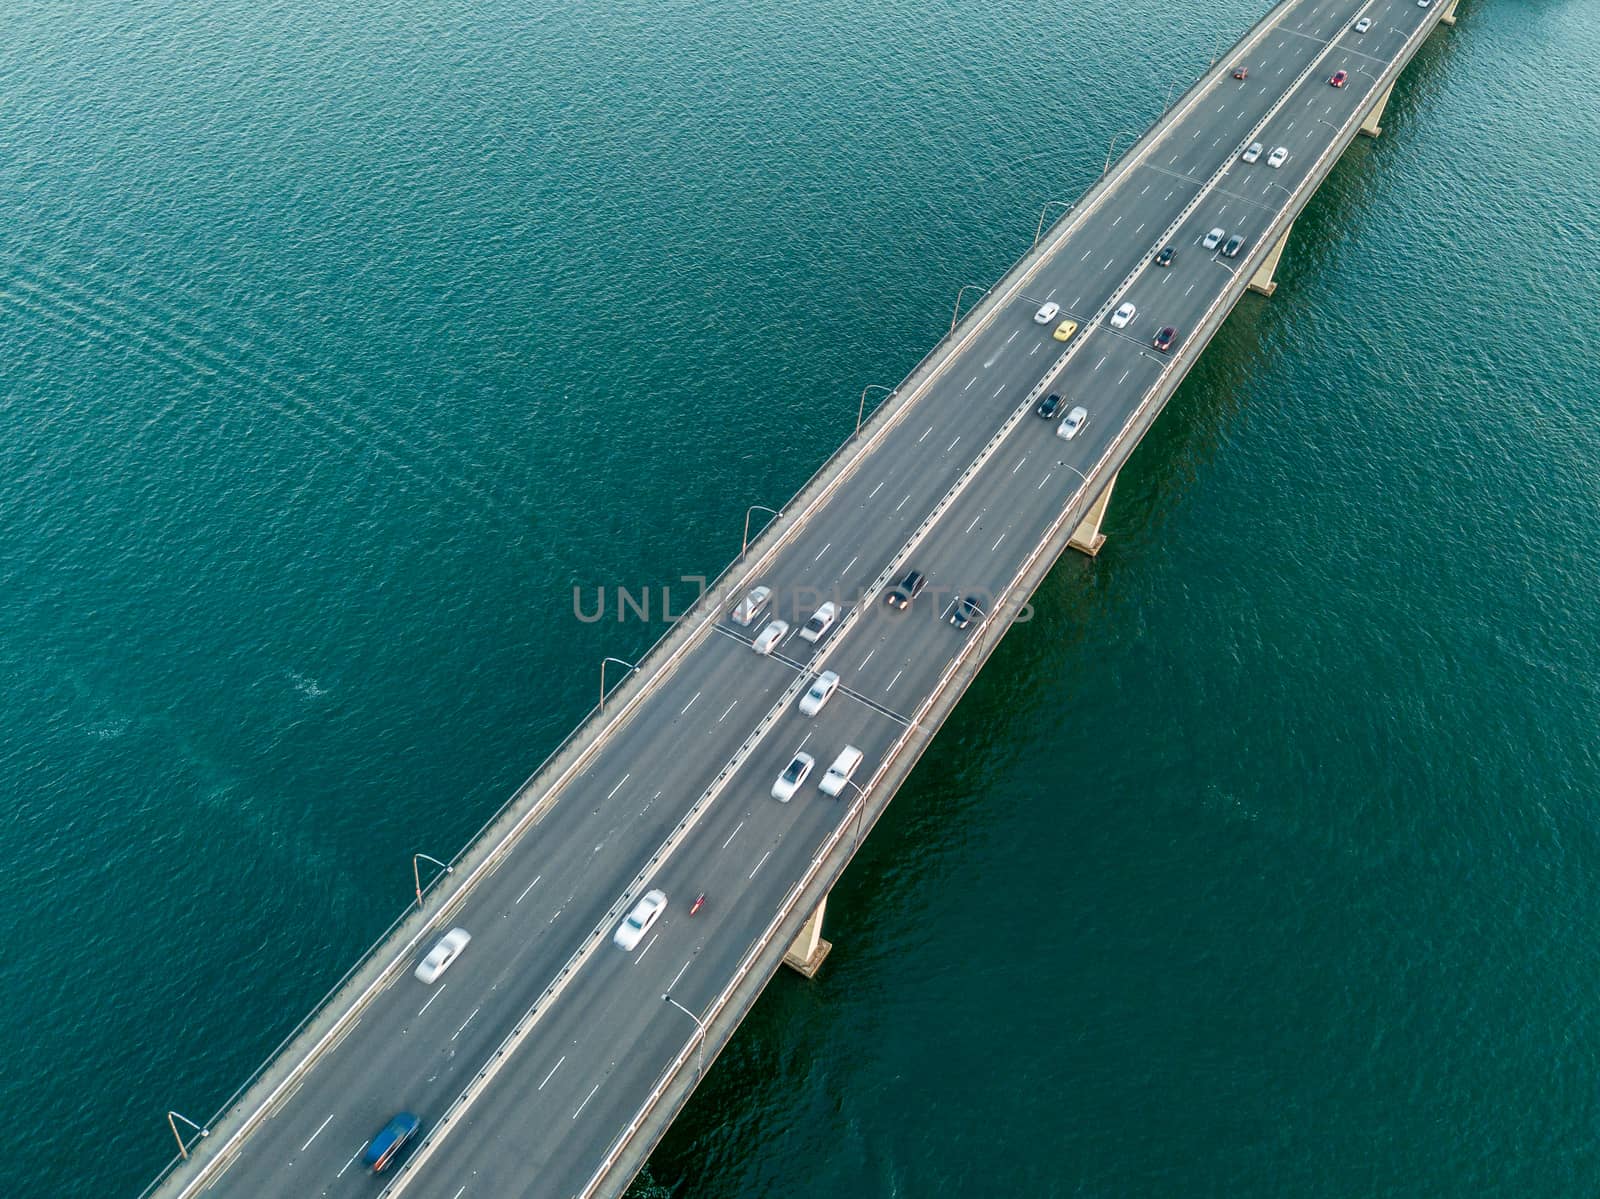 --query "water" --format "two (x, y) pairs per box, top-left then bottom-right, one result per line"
(3, 0), (1598, 1194)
